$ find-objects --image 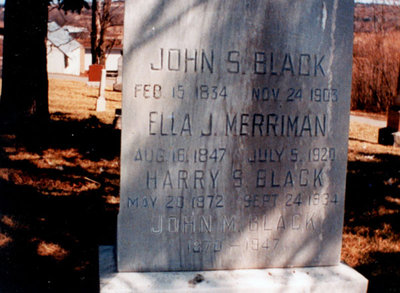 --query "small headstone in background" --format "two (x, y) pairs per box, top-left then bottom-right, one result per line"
(379, 98), (400, 146)
(88, 64), (104, 87)
(96, 68), (107, 112)
(379, 64), (400, 146)
(113, 55), (123, 92)
(388, 103), (400, 147)
(387, 106), (400, 131)
(113, 108), (122, 130)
